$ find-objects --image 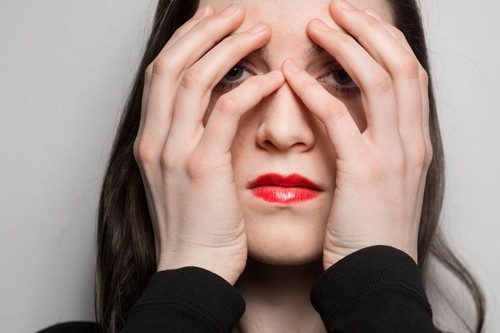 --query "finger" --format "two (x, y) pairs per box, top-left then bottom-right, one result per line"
(364, 8), (432, 160)
(282, 58), (365, 160)
(364, 8), (433, 225)
(363, 9), (414, 55)
(329, 1), (417, 80)
(198, 71), (285, 157)
(137, 5), (214, 142)
(162, 5), (215, 50)
(363, 8), (431, 167)
(307, 20), (399, 142)
(328, 1), (424, 147)
(167, 23), (271, 149)
(136, 5), (245, 161)
(158, 4), (245, 83)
